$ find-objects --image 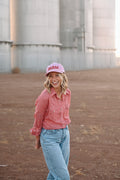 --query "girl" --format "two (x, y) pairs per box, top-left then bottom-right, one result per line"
(30, 62), (71, 180)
